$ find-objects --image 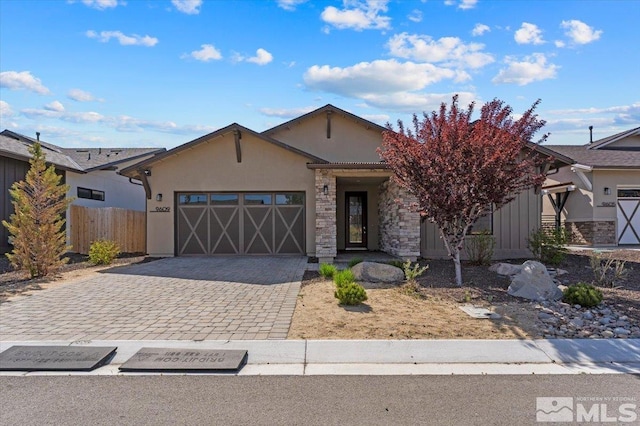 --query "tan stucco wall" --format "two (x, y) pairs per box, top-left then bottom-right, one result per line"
(266, 113), (383, 162)
(144, 132), (316, 256)
(421, 188), (540, 259)
(543, 167), (640, 223)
